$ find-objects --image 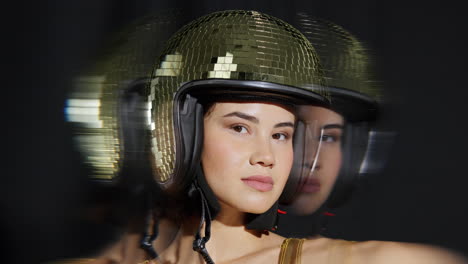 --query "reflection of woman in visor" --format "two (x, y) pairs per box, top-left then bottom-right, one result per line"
(274, 16), (467, 263)
(277, 16), (382, 226)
